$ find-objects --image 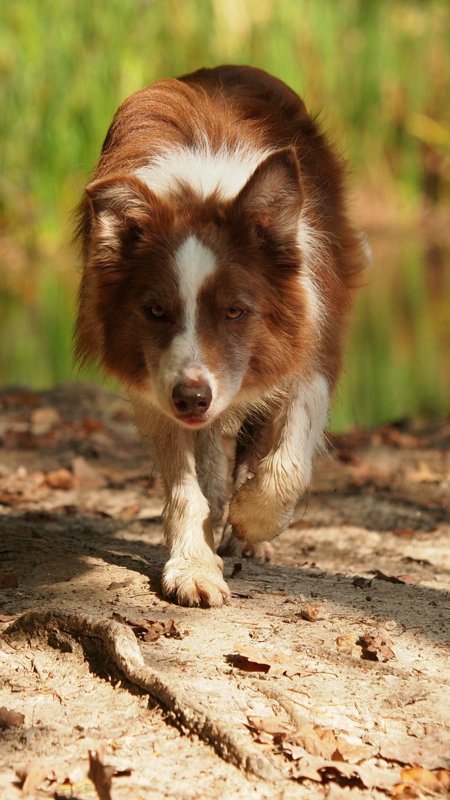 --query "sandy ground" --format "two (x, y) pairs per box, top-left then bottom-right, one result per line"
(0, 384), (449, 799)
